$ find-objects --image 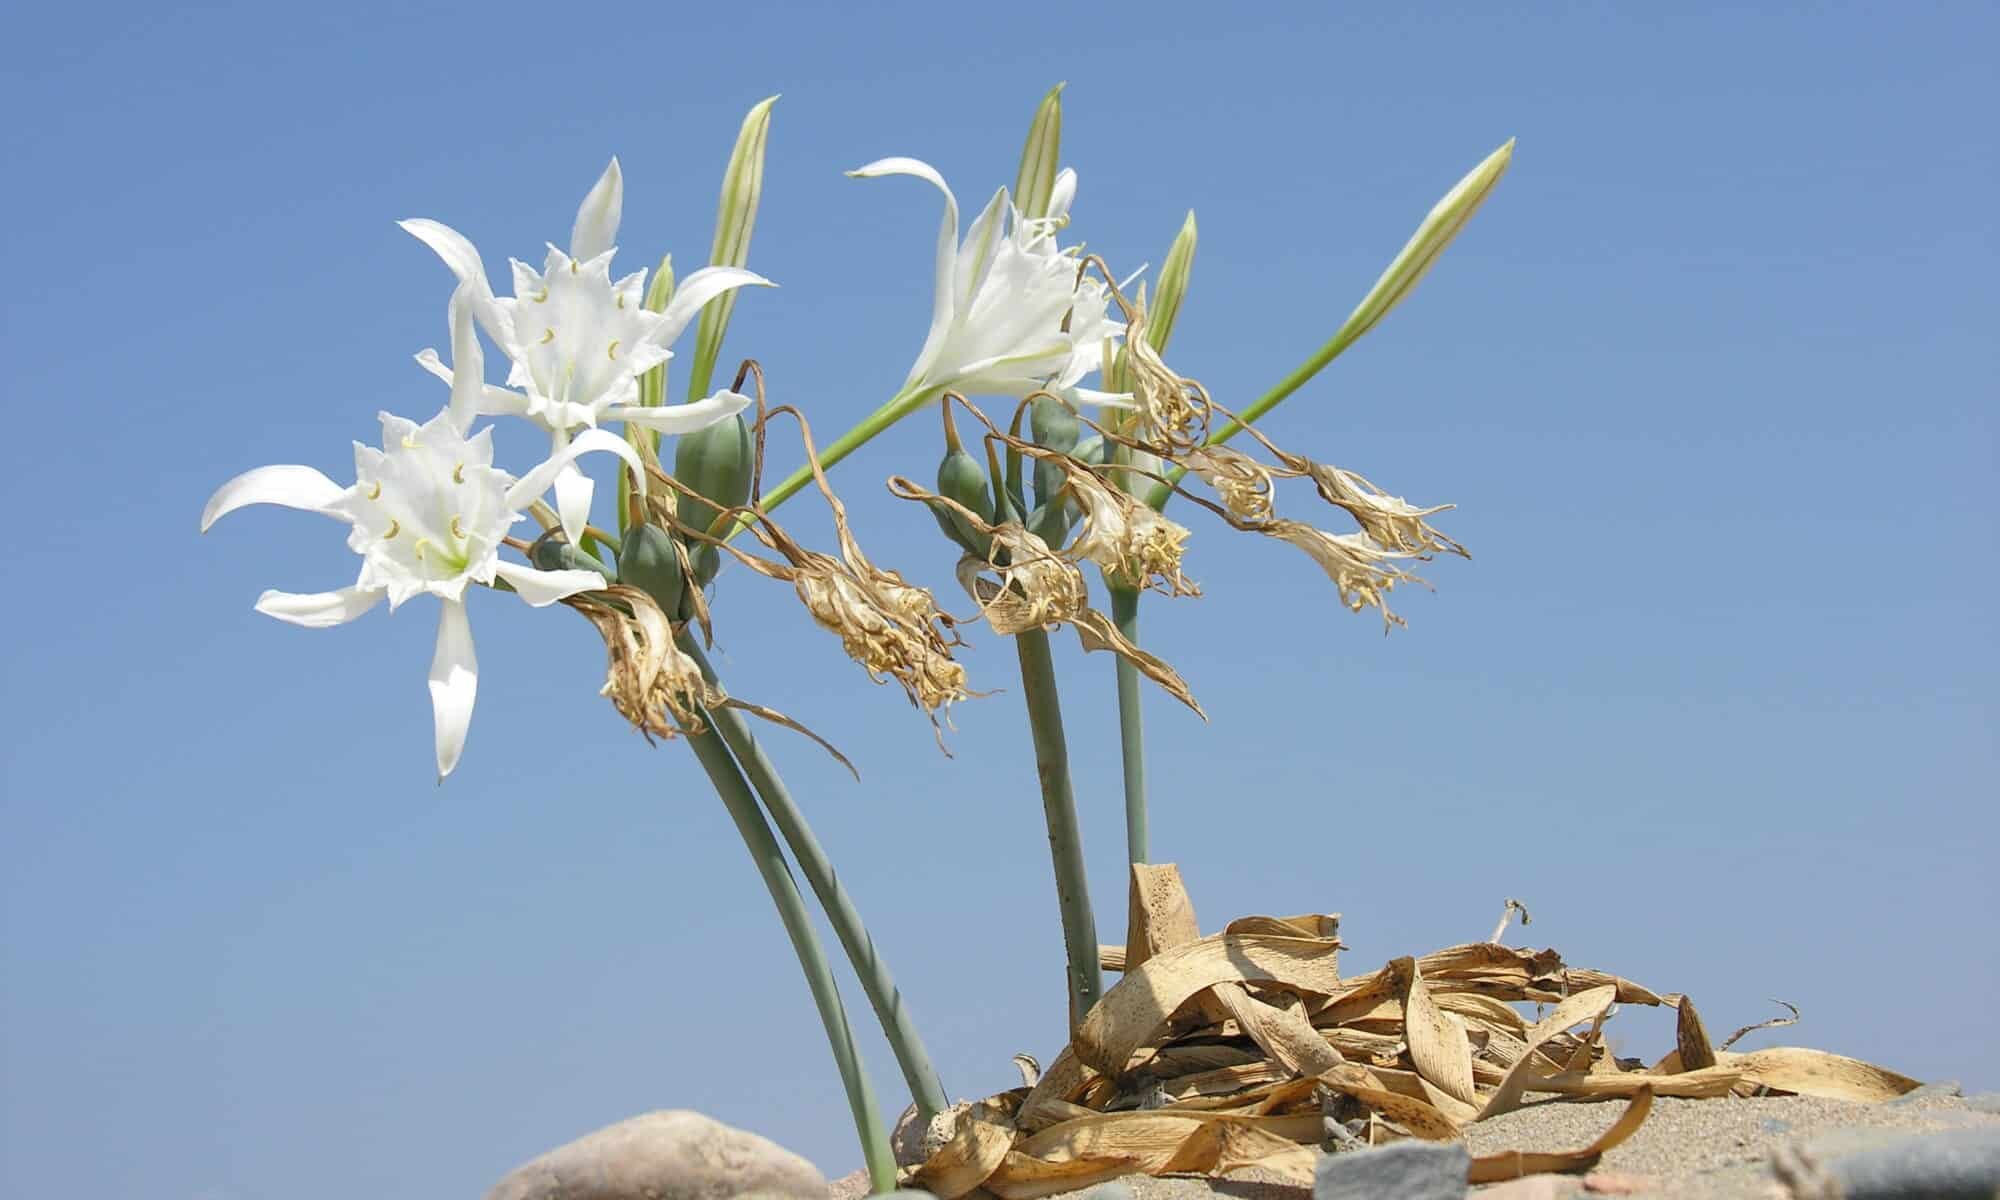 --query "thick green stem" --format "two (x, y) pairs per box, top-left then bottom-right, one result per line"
(680, 637), (950, 1122)
(685, 722), (897, 1192)
(1108, 586), (1148, 865)
(1013, 628), (1103, 1024)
